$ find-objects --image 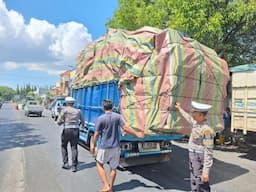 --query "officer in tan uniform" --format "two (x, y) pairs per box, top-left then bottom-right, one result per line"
(57, 96), (84, 172)
(175, 101), (214, 192)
